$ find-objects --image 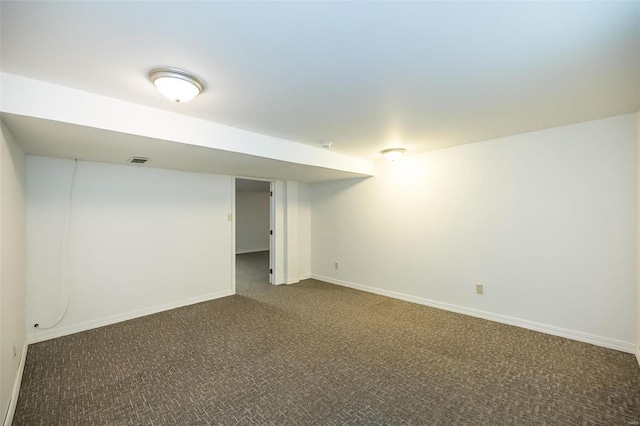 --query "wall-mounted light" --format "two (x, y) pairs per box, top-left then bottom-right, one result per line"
(148, 68), (204, 103)
(380, 148), (406, 161)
